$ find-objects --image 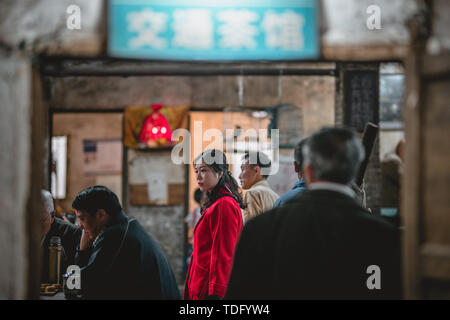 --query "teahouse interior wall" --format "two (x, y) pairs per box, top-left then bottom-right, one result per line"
(45, 71), (336, 285)
(52, 113), (123, 213)
(0, 53), (32, 299)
